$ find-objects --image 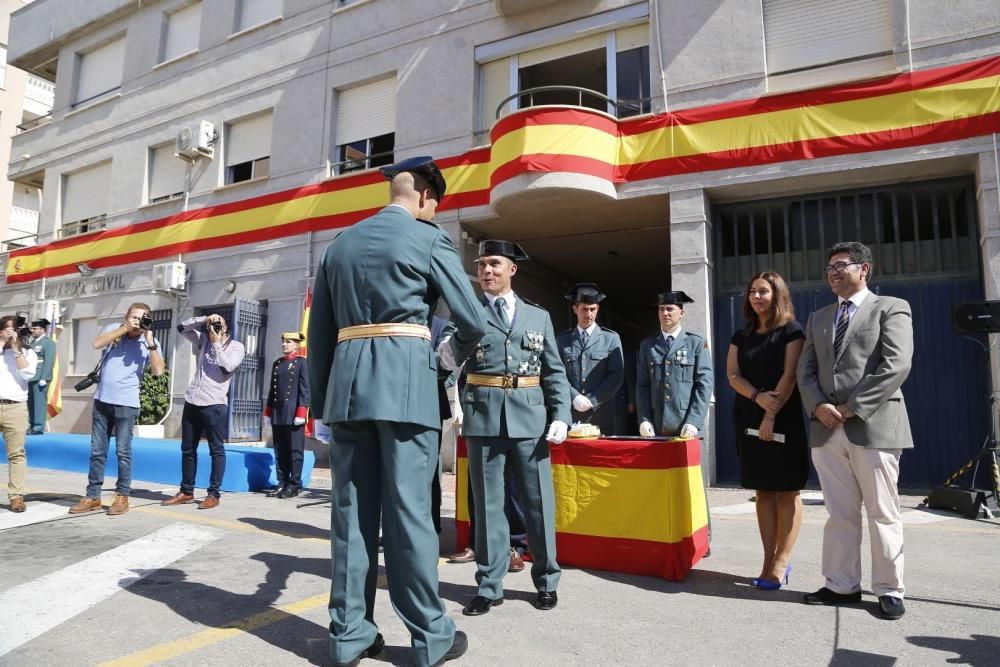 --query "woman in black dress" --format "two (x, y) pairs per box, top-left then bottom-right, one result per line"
(726, 271), (808, 589)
